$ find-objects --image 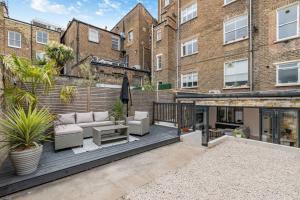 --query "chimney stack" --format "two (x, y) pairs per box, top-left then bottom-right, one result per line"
(0, 1), (8, 18)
